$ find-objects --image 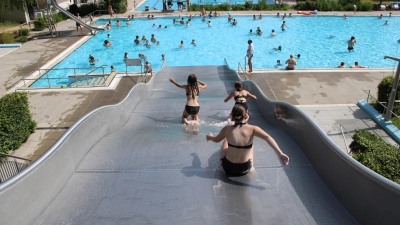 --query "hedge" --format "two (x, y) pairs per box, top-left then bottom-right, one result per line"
(350, 130), (400, 184)
(0, 92), (37, 154)
(294, 0), (373, 11)
(375, 76), (400, 114)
